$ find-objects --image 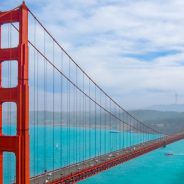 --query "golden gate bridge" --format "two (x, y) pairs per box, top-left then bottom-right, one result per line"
(0, 2), (184, 184)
